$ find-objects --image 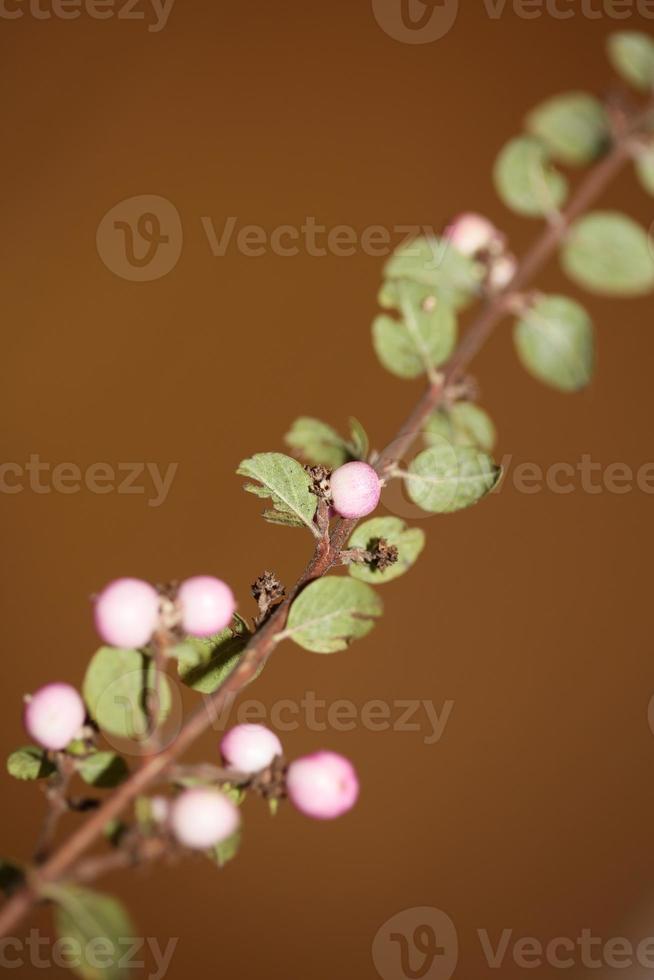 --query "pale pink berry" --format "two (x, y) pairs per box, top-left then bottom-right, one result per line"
(488, 253), (517, 291)
(446, 212), (498, 257)
(94, 578), (159, 649)
(169, 788), (240, 849)
(221, 724), (282, 774)
(24, 683), (86, 751)
(150, 796), (170, 824)
(286, 751), (359, 820)
(178, 576), (235, 637)
(330, 462), (381, 519)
